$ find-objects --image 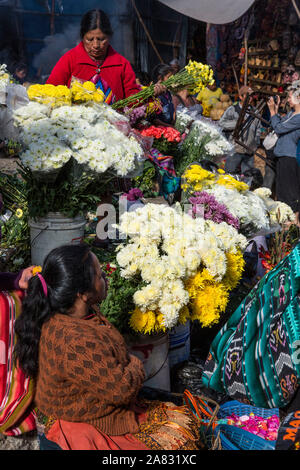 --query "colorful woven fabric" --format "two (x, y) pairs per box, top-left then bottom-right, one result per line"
(134, 400), (201, 450)
(90, 73), (116, 105)
(149, 148), (176, 176)
(0, 290), (36, 436)
(202, 242), (300, 409)
(37, 399), (201, 450)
